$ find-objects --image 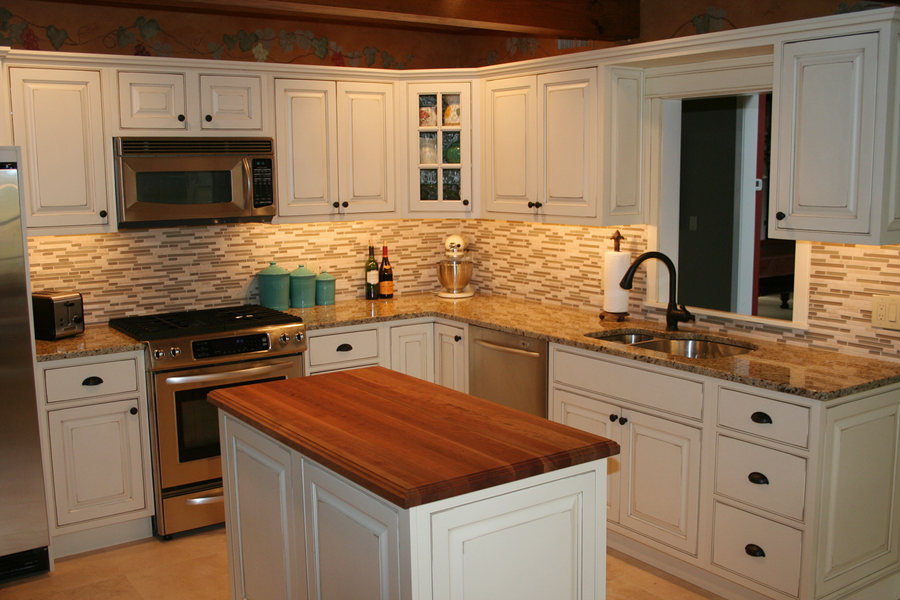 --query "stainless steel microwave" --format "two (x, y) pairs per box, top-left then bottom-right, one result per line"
(113, 137), (276, 228)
